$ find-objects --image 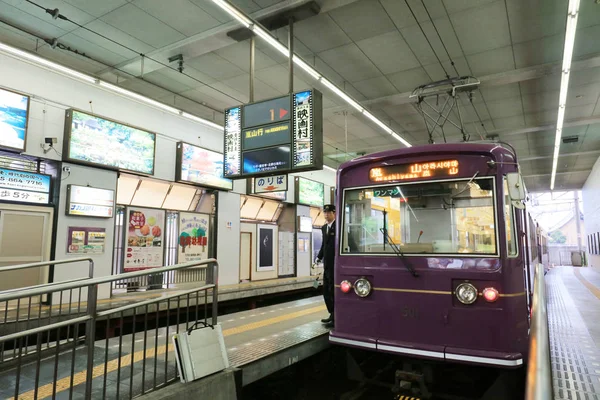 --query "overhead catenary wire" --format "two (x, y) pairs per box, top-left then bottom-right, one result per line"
(22, 0), (243, 105)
